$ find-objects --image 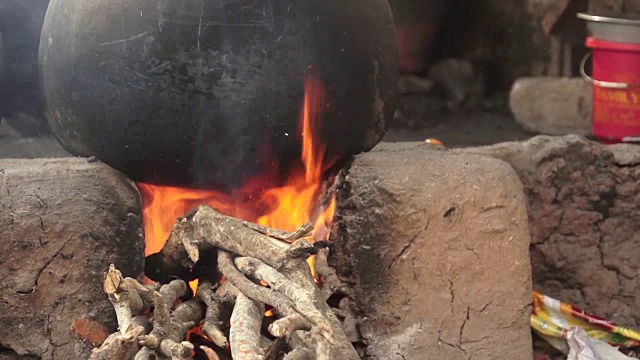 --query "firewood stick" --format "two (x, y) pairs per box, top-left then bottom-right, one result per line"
(130, 314), (153, 336)
(159, 206), (317, 271)
(285, 263), (360, 360)
(264, 337), (288, 360)
(103, 265), (159, 322)
(110, 297), (133, 335)
(219, 252), (320, 357)
(314, 333), (331, 360)
(234, 256), (331, 339)
(155, 208), (359, 359)
(88, 327), (142, 360)
(217, 250), (304, 319)
(133, 346), (155, 360)
(338, 298), (361, 343)
(103, 265), (143, 334)
(138, 279), (187, 349)
(161, 340), (194, 360)
(235, 257), (334, 359)
(286, 331), (316, 359)
(282, 239), (324, 260)
(88, 315), (150, 360)
(282, 347), (315, 360)
(314, 249), (347, 301)
(123, 278), (160, 308)
(269, 313), (312, 338)
(275, 257), (360, 360)
(229, 292), (265, 360)
(215, 279), (238, 304)
(156, 298), (205, 359)
(200, 346), (221, 360)
(196, 279), (228, 348)
(242, 221), (313, 241)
